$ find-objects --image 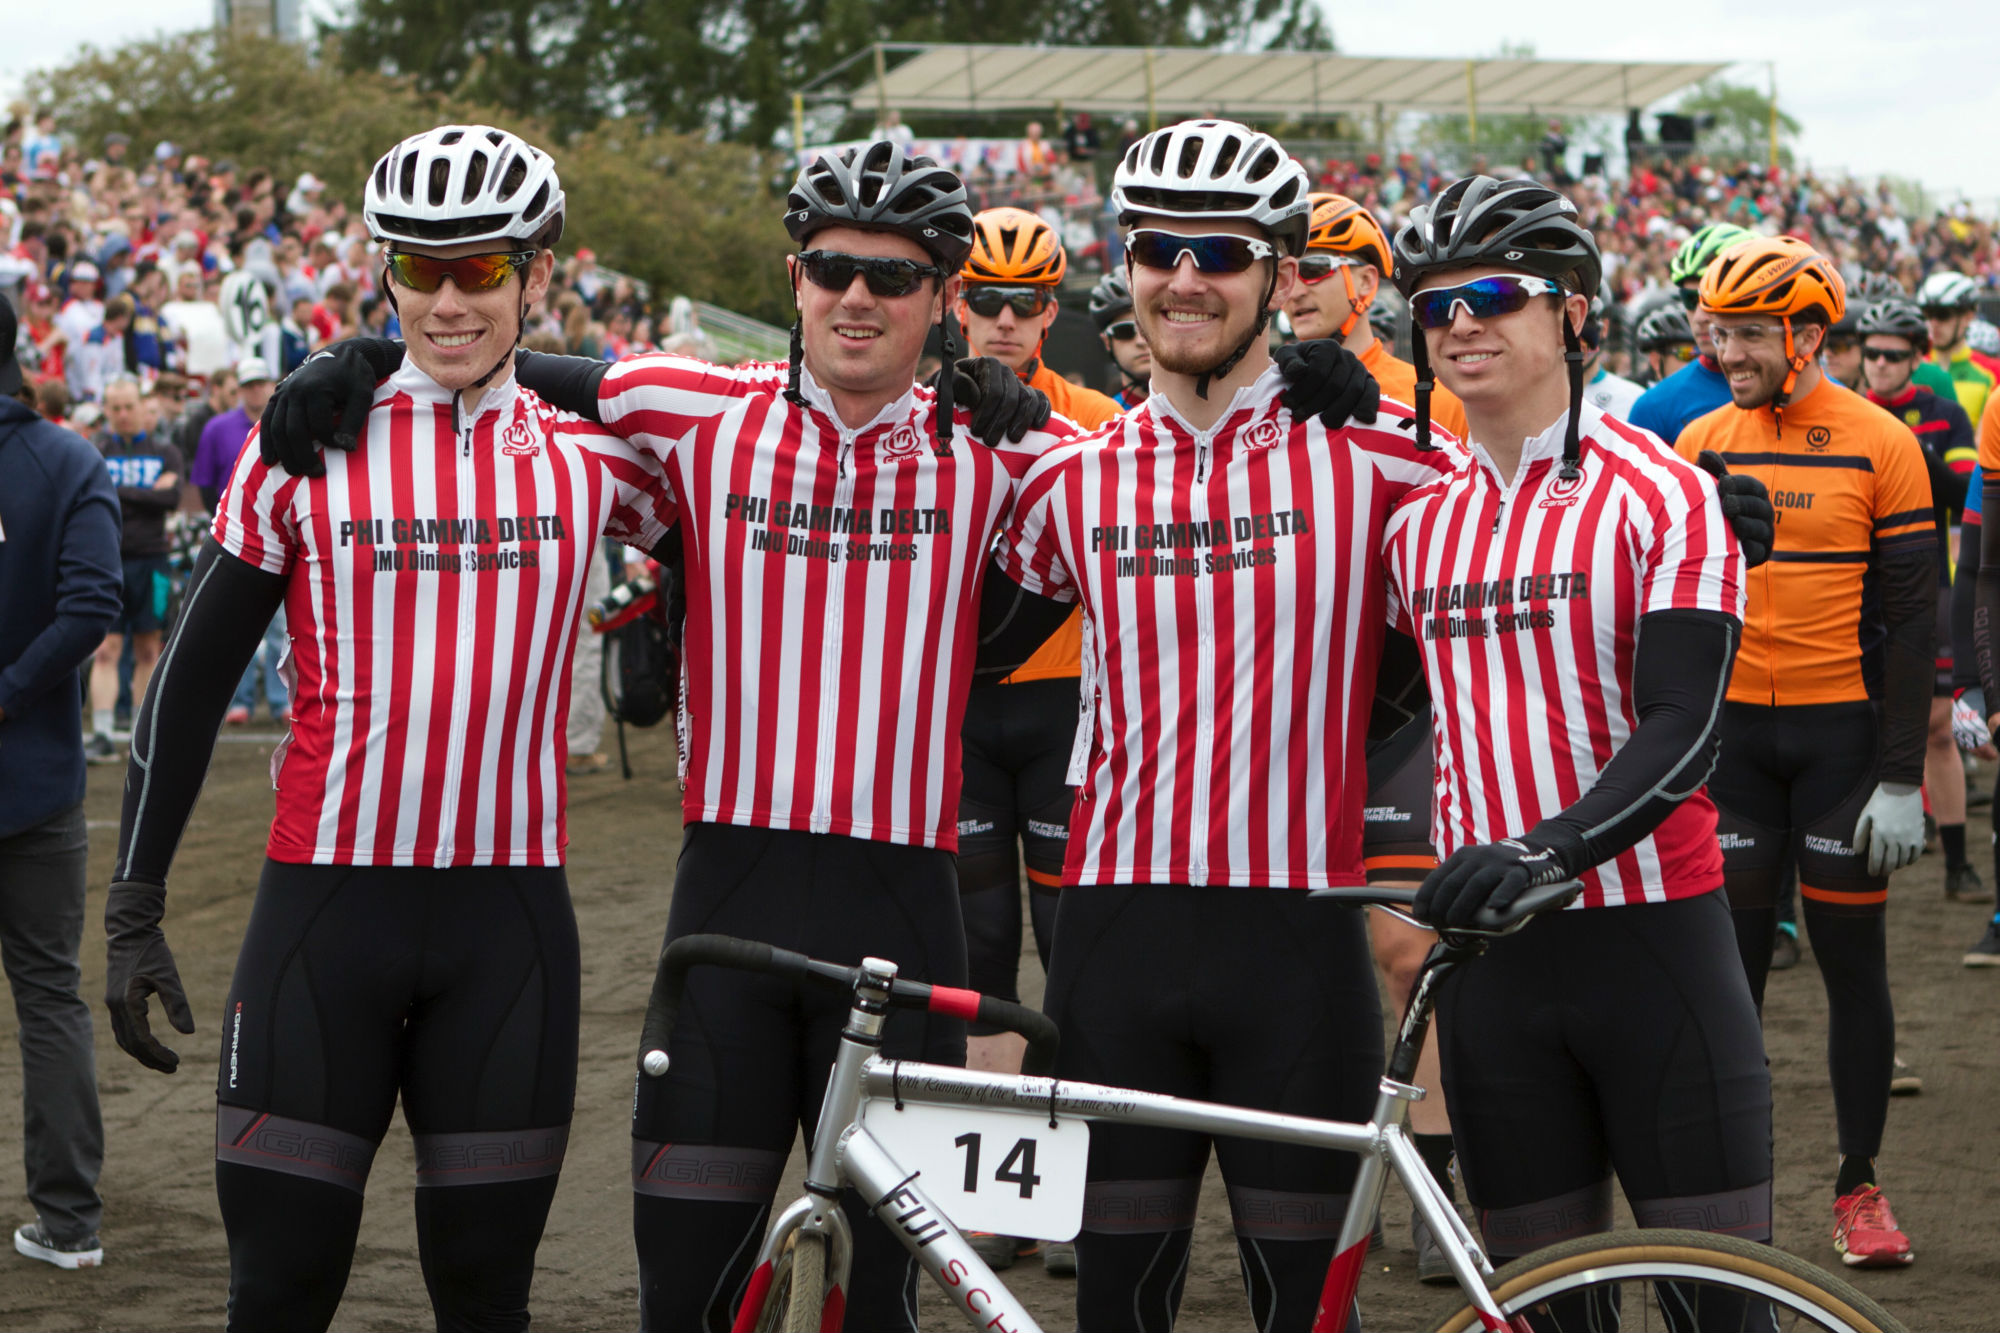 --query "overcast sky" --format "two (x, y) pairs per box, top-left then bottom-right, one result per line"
(7, 0), (1997, 206)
